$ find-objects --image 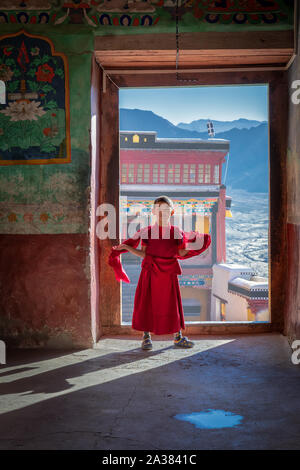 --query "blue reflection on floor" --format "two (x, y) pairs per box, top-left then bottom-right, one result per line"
(174, 409), (243, 429)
